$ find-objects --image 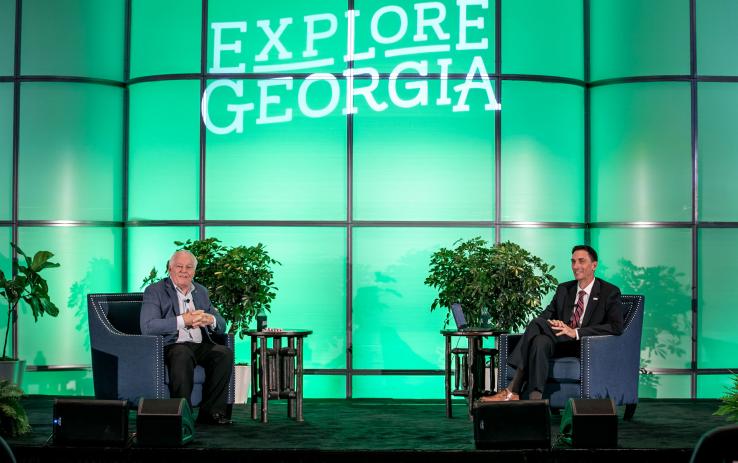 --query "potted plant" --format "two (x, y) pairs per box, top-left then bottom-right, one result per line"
(143, 238), (280, 404)
(425, 237), (557, 332)
(0, 379), (31, 437)
(715, 374), (738, 422)
(0, 243), (60, 386)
